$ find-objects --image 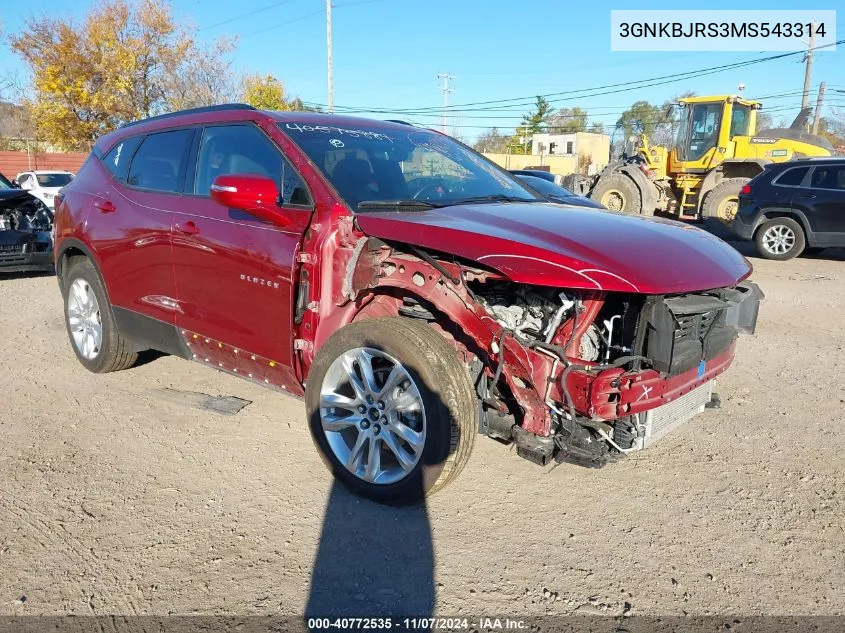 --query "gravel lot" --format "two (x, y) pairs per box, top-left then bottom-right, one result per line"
(1, 242), (843, 619)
